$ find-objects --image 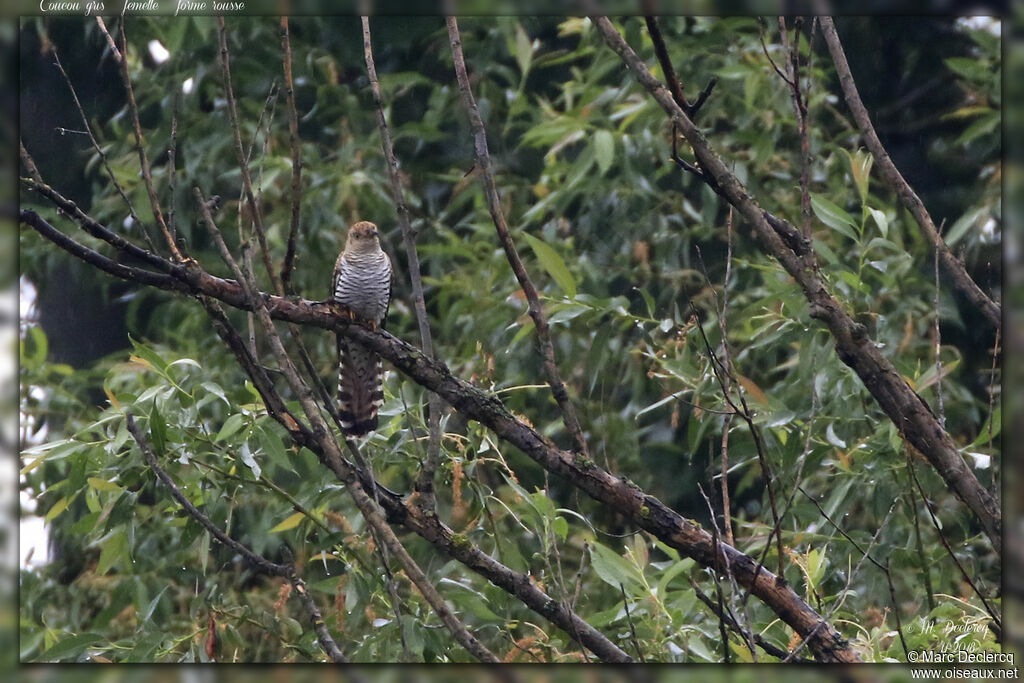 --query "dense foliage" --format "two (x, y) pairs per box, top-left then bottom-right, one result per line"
(19, 15), (1000, 662)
